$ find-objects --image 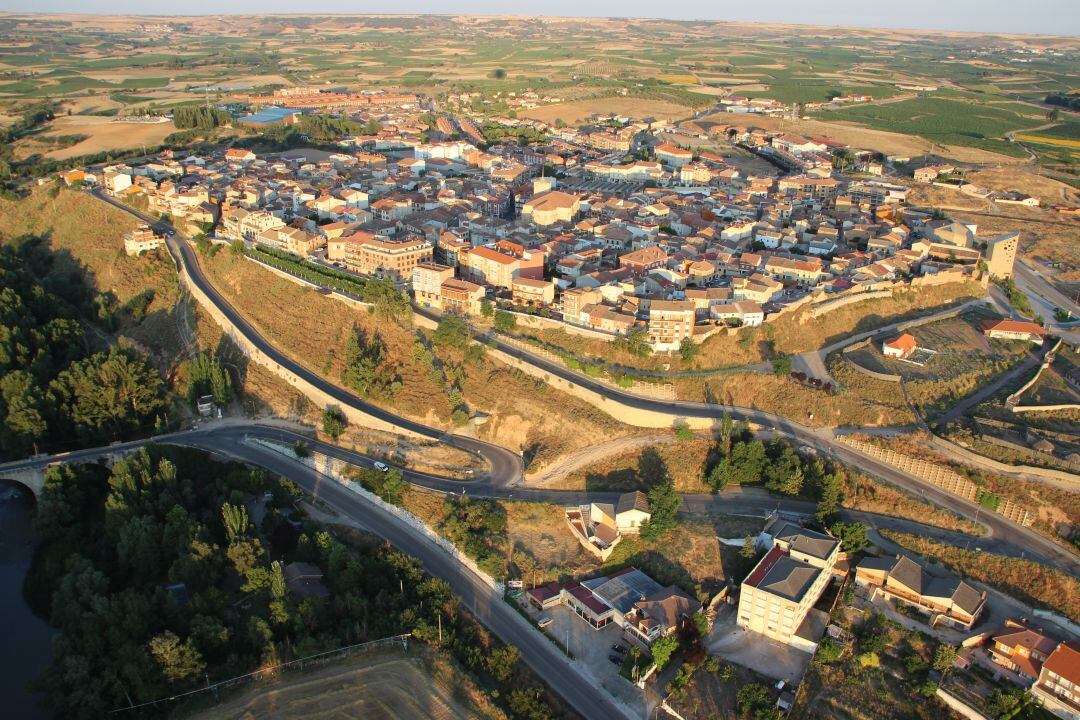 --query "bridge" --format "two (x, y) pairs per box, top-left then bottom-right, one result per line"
(0, 438), (158, 497)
